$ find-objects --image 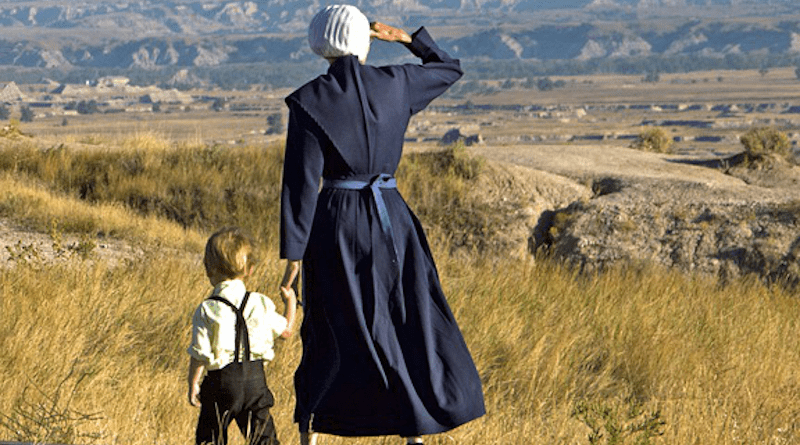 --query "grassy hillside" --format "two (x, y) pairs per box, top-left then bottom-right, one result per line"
(1, 129), (799, 444)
